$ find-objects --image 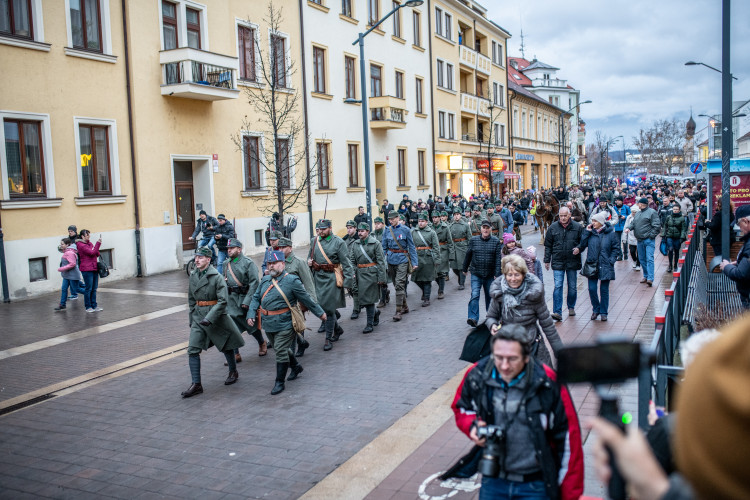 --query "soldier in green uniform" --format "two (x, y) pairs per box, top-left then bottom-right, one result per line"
(247, 251), (326, 395)
(411, 213), (440, 307)
(440, 210), (450, 225)
(489, 203), (505, 237)
(278, 237), (314, 357)
(222, 238), (267, 362)
(372, 216), (385, 242)
(350, 223), (387, 333)
(449, 208), (472, 290)
(372, 217), (390, 307)
(182, 247), (246, 398)
(431, 212), (454, 299)
(308, 219), (354, 351)
(470, 207), (483, 236)
(342, 220), (362, 319)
